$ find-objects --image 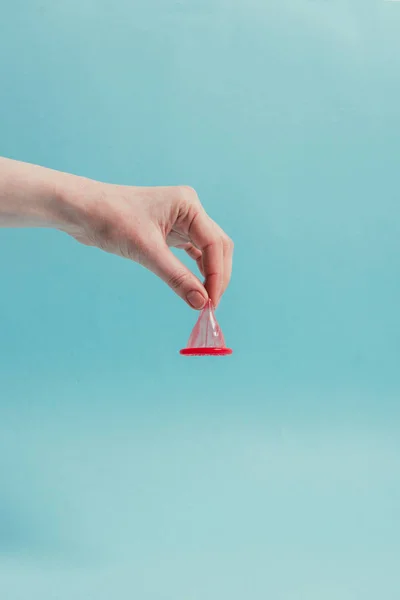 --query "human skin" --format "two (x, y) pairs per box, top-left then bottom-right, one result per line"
(0, 157), (233, 309)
